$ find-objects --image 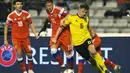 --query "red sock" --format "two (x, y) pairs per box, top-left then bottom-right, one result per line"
(28, 61), (33, 70)
(105, 58), (116, 68)
(78, 62), (84, 73)
(56, 56), (64, 66)
(78, 59), (85, 73)
(68, 62), (74, 69)
(67, 57), (74, 69)
(18, 58), (26, 72)
(52, 51), (64, 66)
(19, 62), (26, 72)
